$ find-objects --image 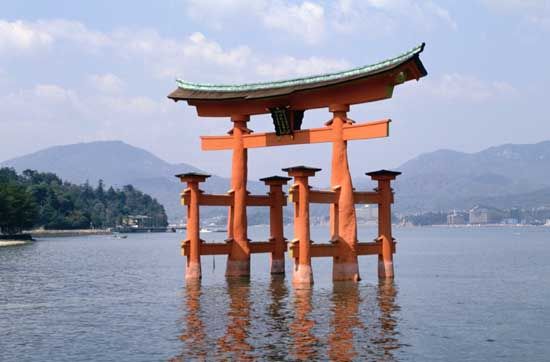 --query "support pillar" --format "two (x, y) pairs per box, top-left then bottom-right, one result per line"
(328, 104), (360, 281)
(284, 166), (320, 287)
(367, 170), (401, 279)
(226, 115), (252, 277)
(176, 172), (211, 281)
(260, 176), (292, 274)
